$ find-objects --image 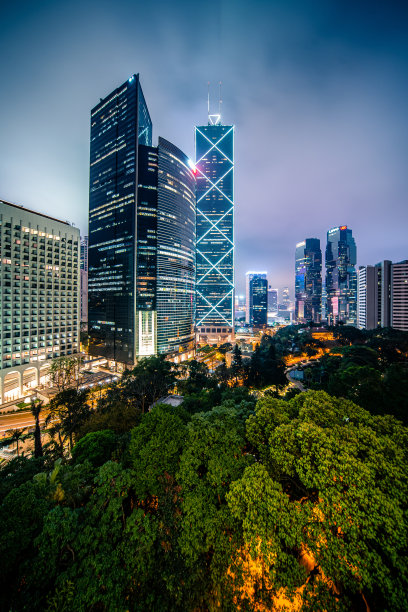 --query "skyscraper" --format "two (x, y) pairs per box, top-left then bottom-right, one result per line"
(295, 238), (322, 324)
(282, 287), (290, 309)
(195, 112), (234, 344)
(268, 287), (278, 314)
(88, 76), (195, 364)
(325, 226), (357, 326)
(250, 276), (268, 327)
(80, 236), (88, 325)
(246, 272), (268, 326)
(88, 75), (152, 364)
(145, 137), (196, 358)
